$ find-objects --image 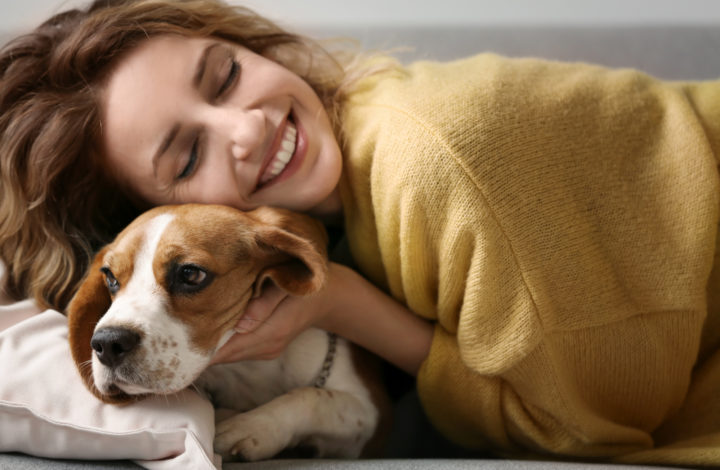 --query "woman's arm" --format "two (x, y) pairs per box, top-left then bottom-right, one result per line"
(211, 262), (434, 376)
(317, 263), (434, 376)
